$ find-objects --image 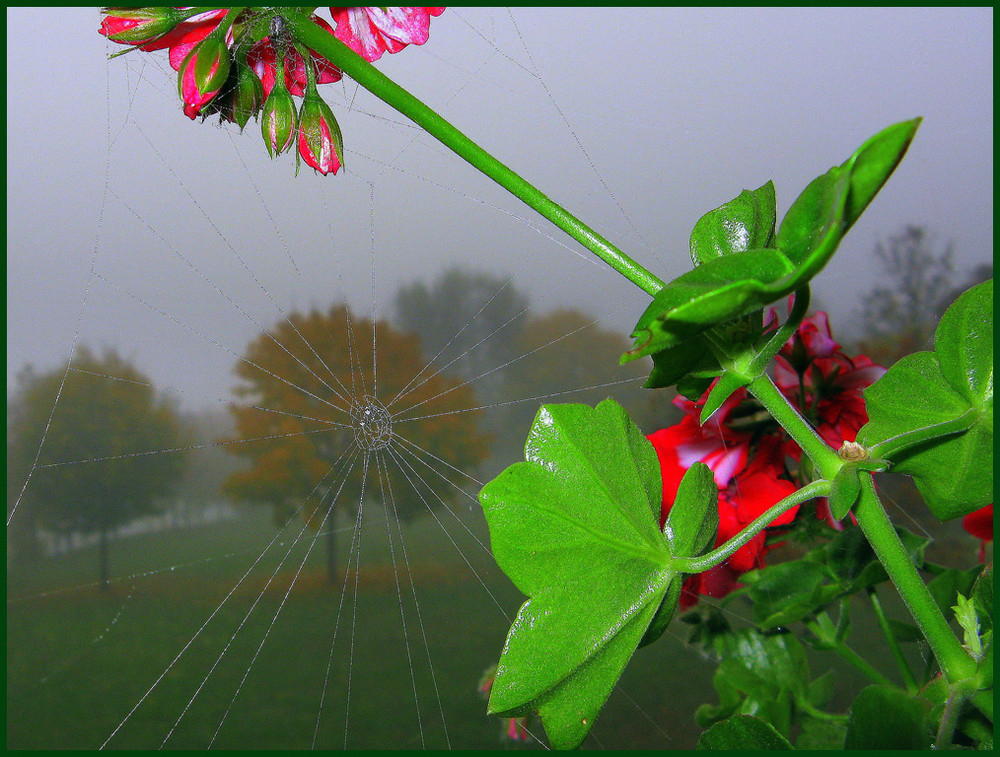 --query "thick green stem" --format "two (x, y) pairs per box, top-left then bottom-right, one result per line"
(853, 477), (976, 685)
(746, 372), (841, 478)
(285, 12), (664, 296)
(747, 370), (978, 689)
